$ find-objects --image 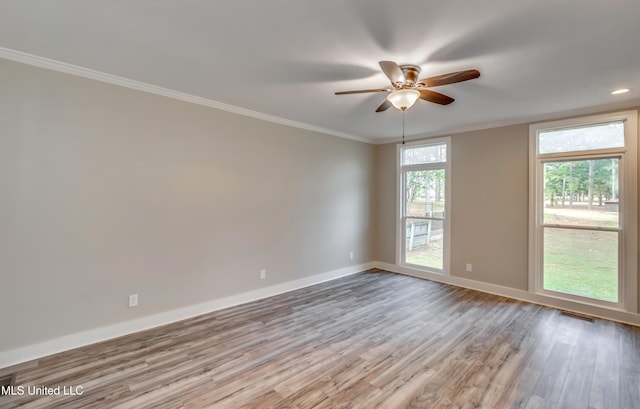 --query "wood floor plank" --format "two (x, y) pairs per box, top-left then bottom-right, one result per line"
(557, 320), (598, 409)
(2, 270), (639, 409)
